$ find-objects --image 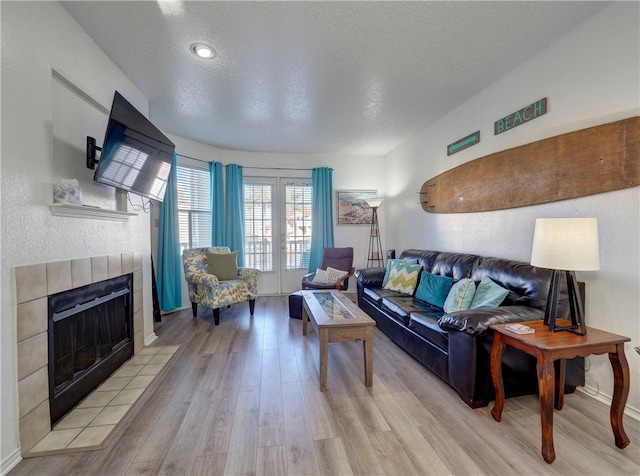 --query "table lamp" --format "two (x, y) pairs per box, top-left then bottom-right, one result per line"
(530, 218), (600, 335)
